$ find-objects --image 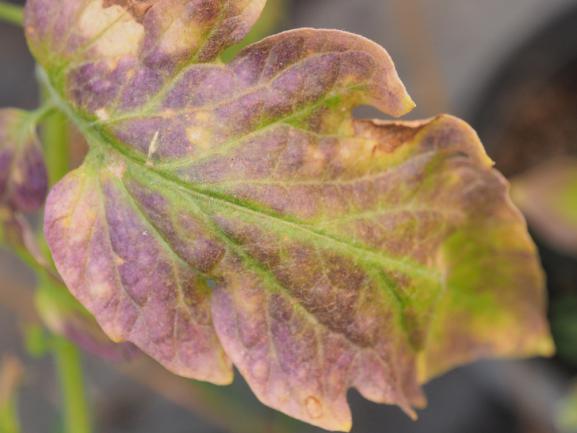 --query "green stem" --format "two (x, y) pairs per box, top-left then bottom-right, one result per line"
(0, 399), (20, 433)
(41, 99), (70, 185)
(52, 336), (92, 433)
(0, 5), (87, 433)
(31, 102), (58, 124)
(39, 83), (91, 433)
(0, 2), (23, 26)
(12, 244), (49, 278)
